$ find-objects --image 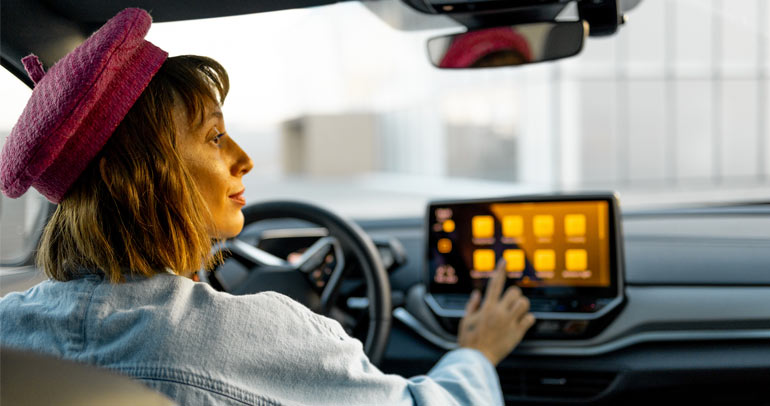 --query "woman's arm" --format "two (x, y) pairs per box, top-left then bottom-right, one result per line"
(249, 260), (532, 406)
